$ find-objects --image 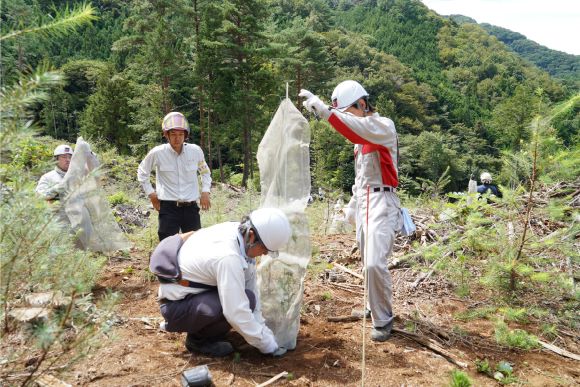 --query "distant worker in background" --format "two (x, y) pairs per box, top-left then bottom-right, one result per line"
(300, 80), (401, 342)
(138, 112), (212, 241)
(477, 172), (502, 198)
(36, 144), (73, 201)
(156, 208), (291, 357)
